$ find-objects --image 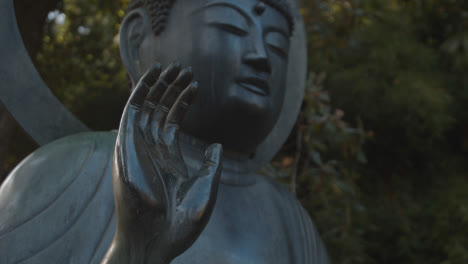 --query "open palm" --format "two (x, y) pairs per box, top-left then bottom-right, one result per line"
(102, 62), (223, 264)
